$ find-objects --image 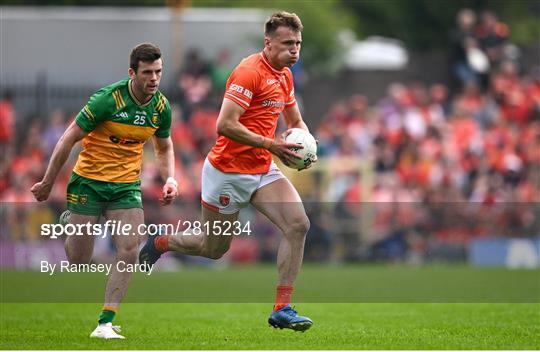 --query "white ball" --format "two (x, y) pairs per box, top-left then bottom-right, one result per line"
(284, 128), (317, 170)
